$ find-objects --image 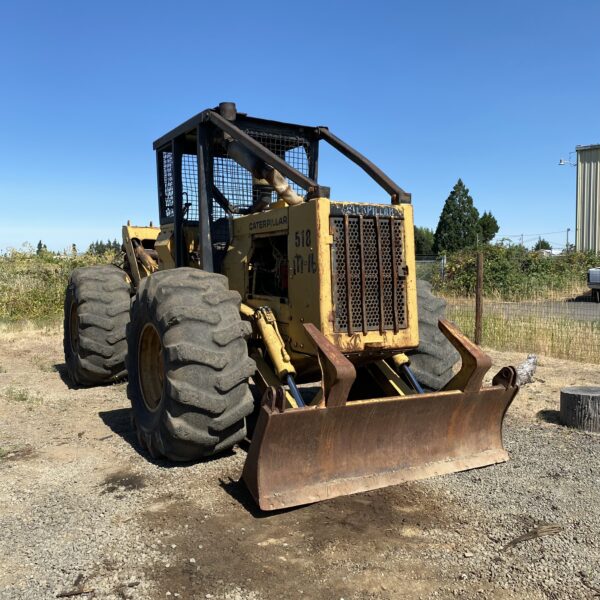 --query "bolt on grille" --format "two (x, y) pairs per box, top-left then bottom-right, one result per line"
(331, 214), (408, 334)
